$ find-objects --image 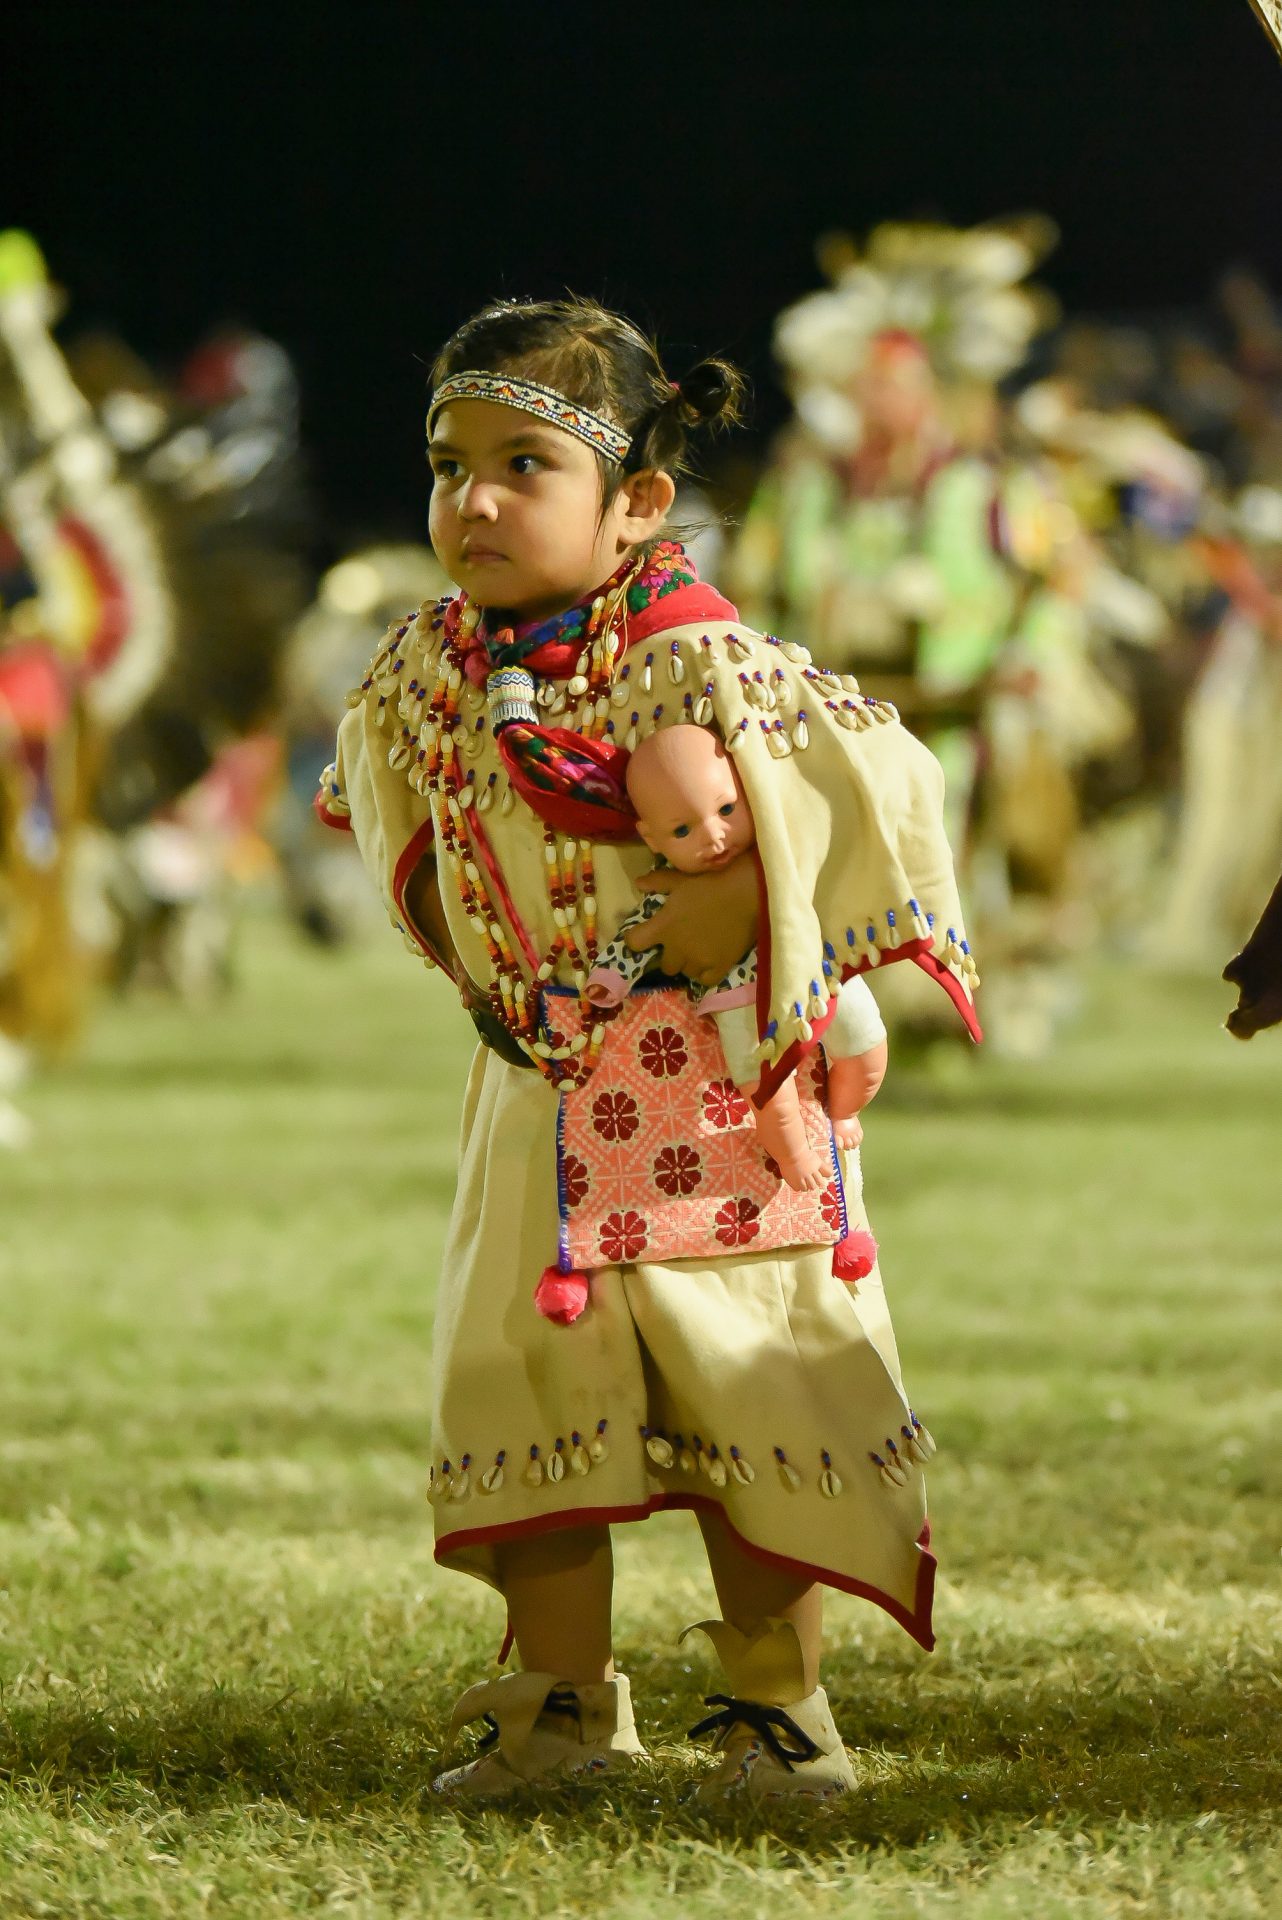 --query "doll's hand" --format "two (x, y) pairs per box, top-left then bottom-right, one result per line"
(625, 855), (758, 986)
(586, 968), (628, 1009)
